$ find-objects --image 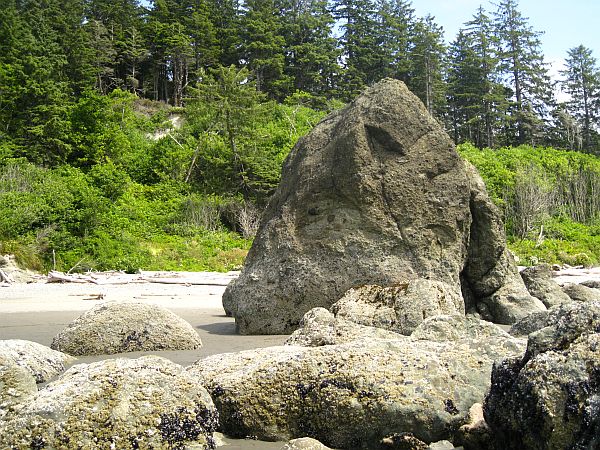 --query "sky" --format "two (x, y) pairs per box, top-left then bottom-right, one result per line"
(411, 0), (600, 72)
